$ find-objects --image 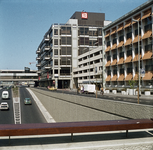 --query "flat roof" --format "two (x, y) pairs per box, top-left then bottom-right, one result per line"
(103, 0), (153, 30)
